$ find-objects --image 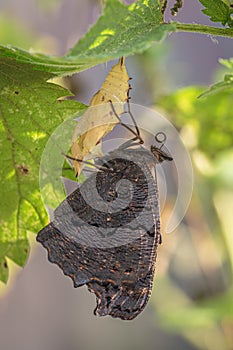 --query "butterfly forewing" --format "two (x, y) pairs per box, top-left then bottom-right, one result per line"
(37, 146), (162, 320)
